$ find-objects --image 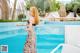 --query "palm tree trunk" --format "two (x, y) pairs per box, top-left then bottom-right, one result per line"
(0, 0), (9, 20)
(4, 0), (9, 20)
(12, 0), (17, 20)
